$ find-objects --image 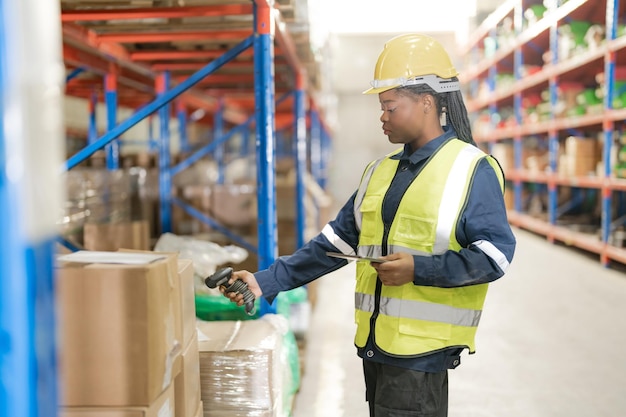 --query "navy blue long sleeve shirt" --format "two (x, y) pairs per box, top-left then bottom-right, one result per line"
(255, 129), (516, 372)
